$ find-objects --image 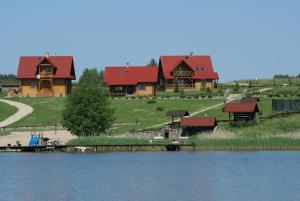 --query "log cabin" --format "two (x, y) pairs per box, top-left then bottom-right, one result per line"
(103, 66), (158, 96)
(224, 102), (260, 122)
(158, 55), (219, 91)
(17, 54), (76, 97)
